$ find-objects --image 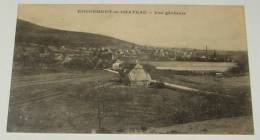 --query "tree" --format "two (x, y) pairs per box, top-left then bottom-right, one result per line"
(228, 53), (249, 74)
